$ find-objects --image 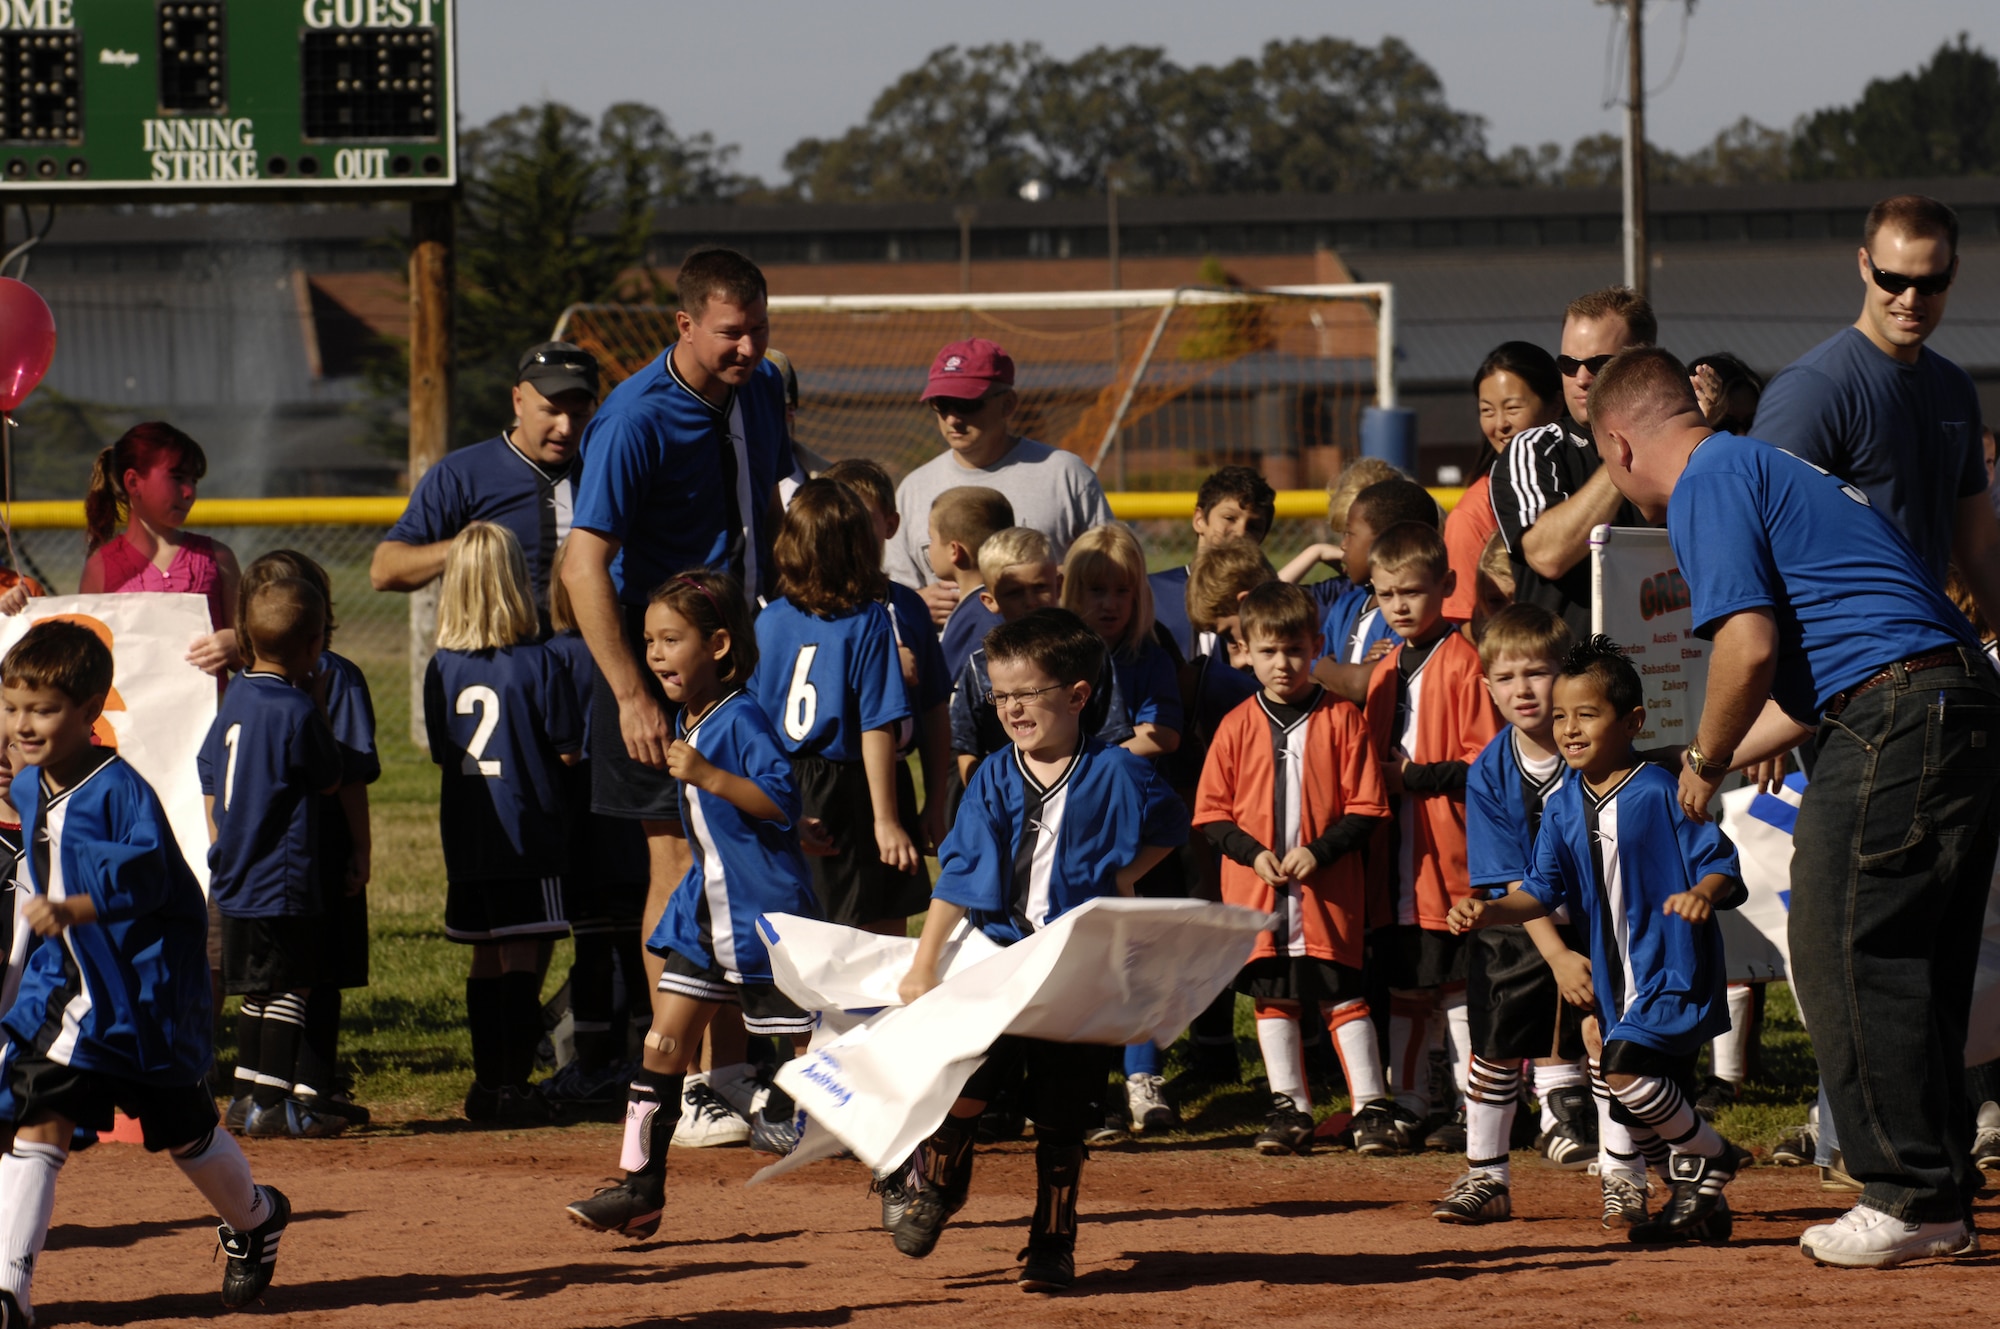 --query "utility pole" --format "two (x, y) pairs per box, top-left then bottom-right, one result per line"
(1622, 0), (1649, 295)
(954, 204), (976, 337)
(407, 198), (454, 745)
(1106, 166), (1126, 489)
